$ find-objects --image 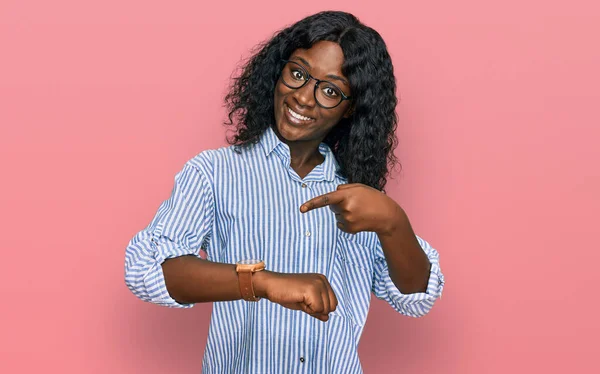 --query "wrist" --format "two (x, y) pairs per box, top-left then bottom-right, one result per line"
(378, 204), (407, 237)
(253, 270), (275, 299)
